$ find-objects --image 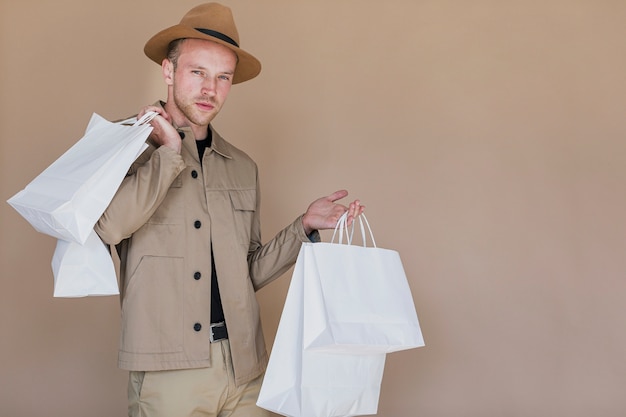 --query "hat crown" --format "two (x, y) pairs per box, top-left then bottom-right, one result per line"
(144, 2), (261, 83)
(181, 3), (240, 46)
